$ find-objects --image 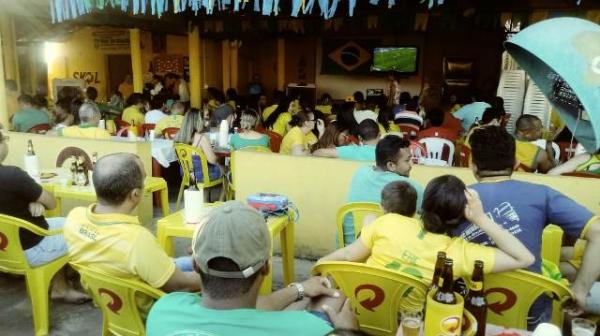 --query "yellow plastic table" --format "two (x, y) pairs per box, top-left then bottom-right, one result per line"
(156, 206), (295, 294)
(45, 177), (169, 217)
